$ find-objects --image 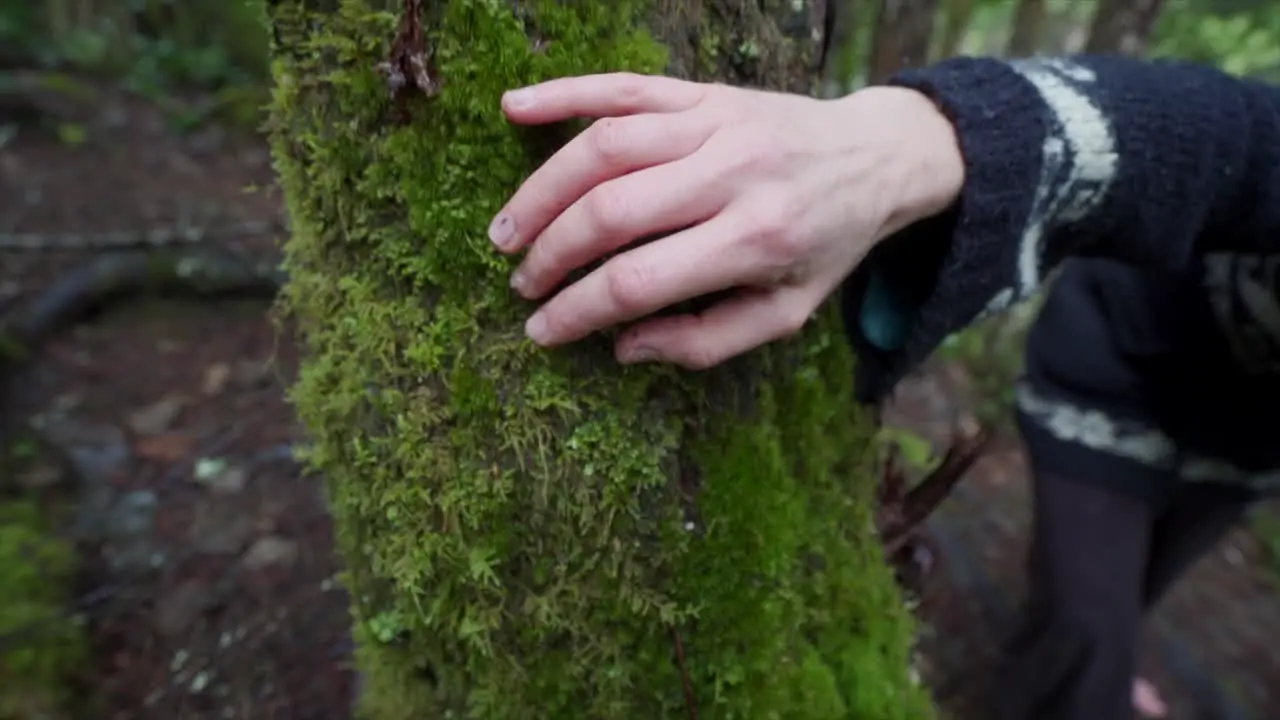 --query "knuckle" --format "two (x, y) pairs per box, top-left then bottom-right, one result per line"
(777, 303), (813, 338)
(731, 138), (771, 173)
(613, 72), (650, 107)
(587, 117), (630, 164)
(604, 260), (653, 313)
(742, 199), (803, 264)
(726, 128), (782, 174)
(583, 185), (631, 235)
